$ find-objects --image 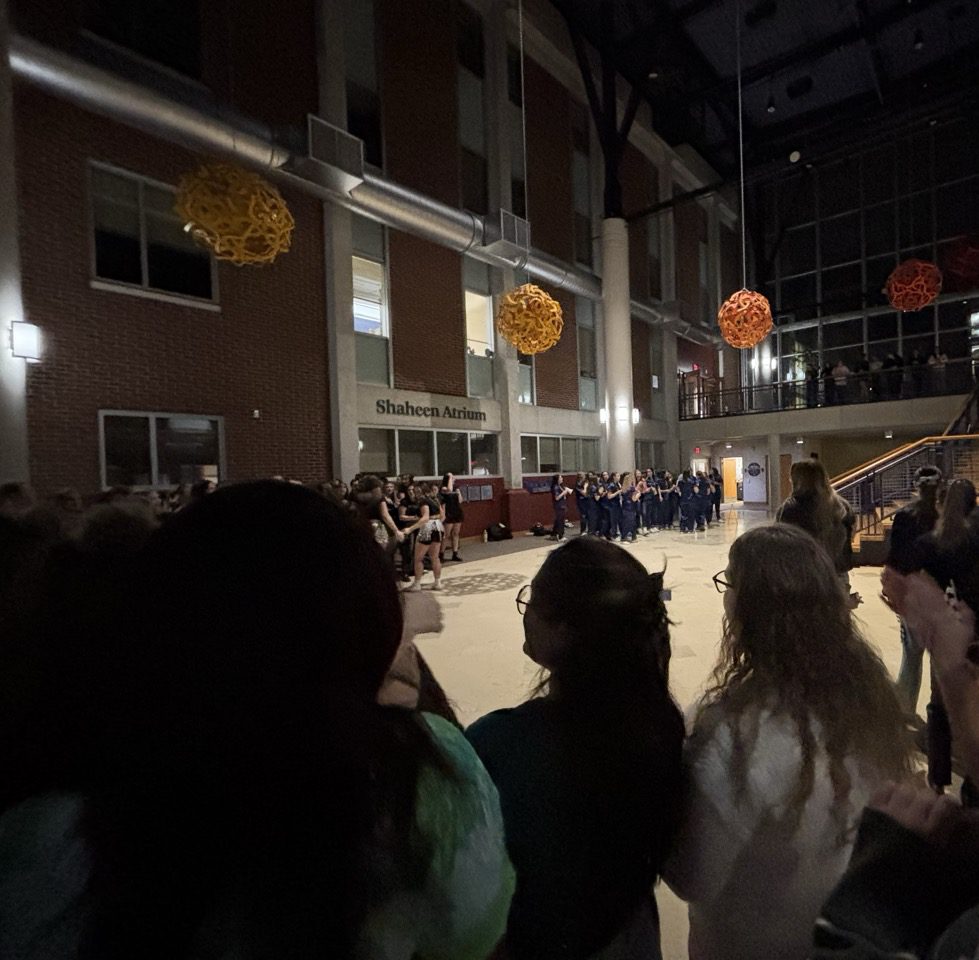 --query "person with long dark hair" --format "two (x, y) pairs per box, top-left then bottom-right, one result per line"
(0, 482), (514, 959)
(549, 473), (573, 542)
(439, 472), (465, 563)
(467, 538), (684, 960)
(666, 525), (912, 960)
(404, 480), (445, 591)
